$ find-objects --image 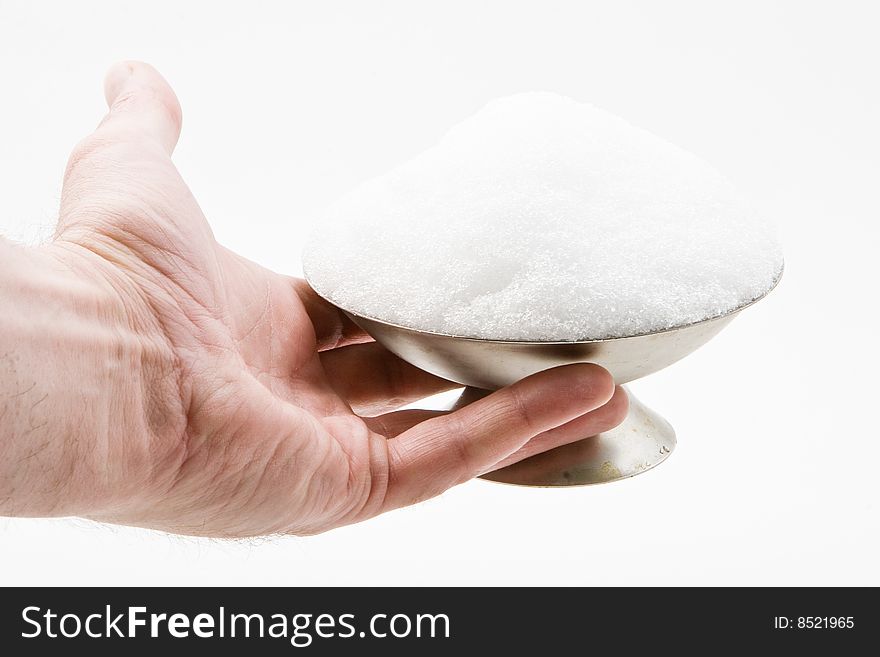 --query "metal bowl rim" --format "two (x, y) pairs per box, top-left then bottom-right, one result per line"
(305, 264), (783, 346)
